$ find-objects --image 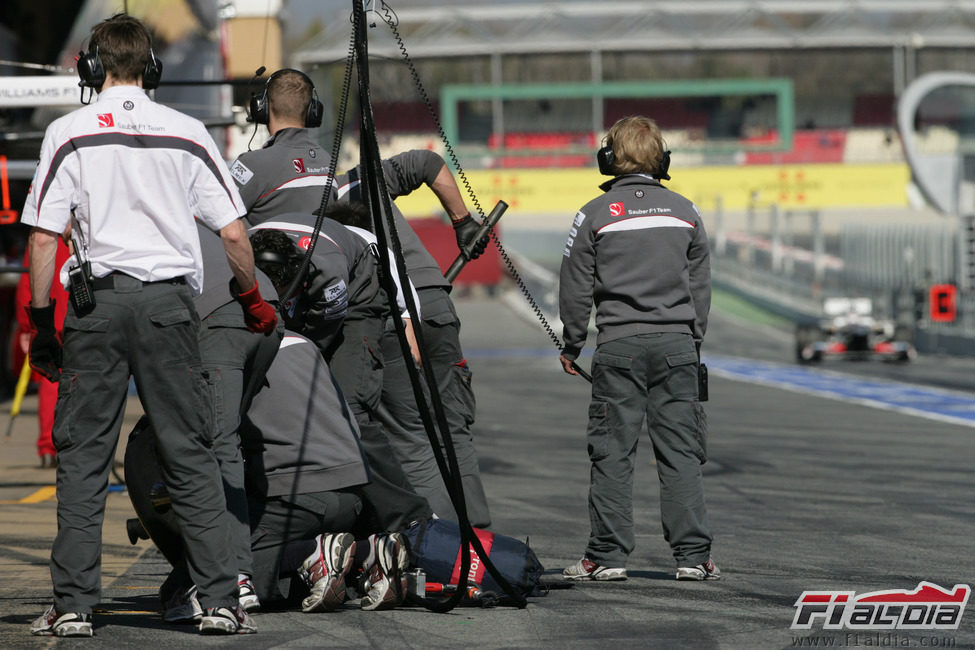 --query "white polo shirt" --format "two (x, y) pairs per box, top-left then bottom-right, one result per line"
(21, 85), (246, 294)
